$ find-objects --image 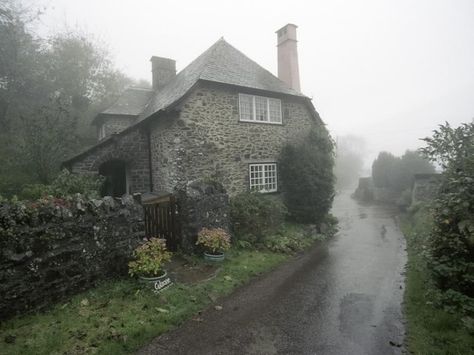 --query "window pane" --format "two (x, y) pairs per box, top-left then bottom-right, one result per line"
(269, 99), (281, 123)
(249, 163), (277, 193)
(255, 96), (268, 122)
(239, 94), (282, 124)
(239, 94), (253, 121)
